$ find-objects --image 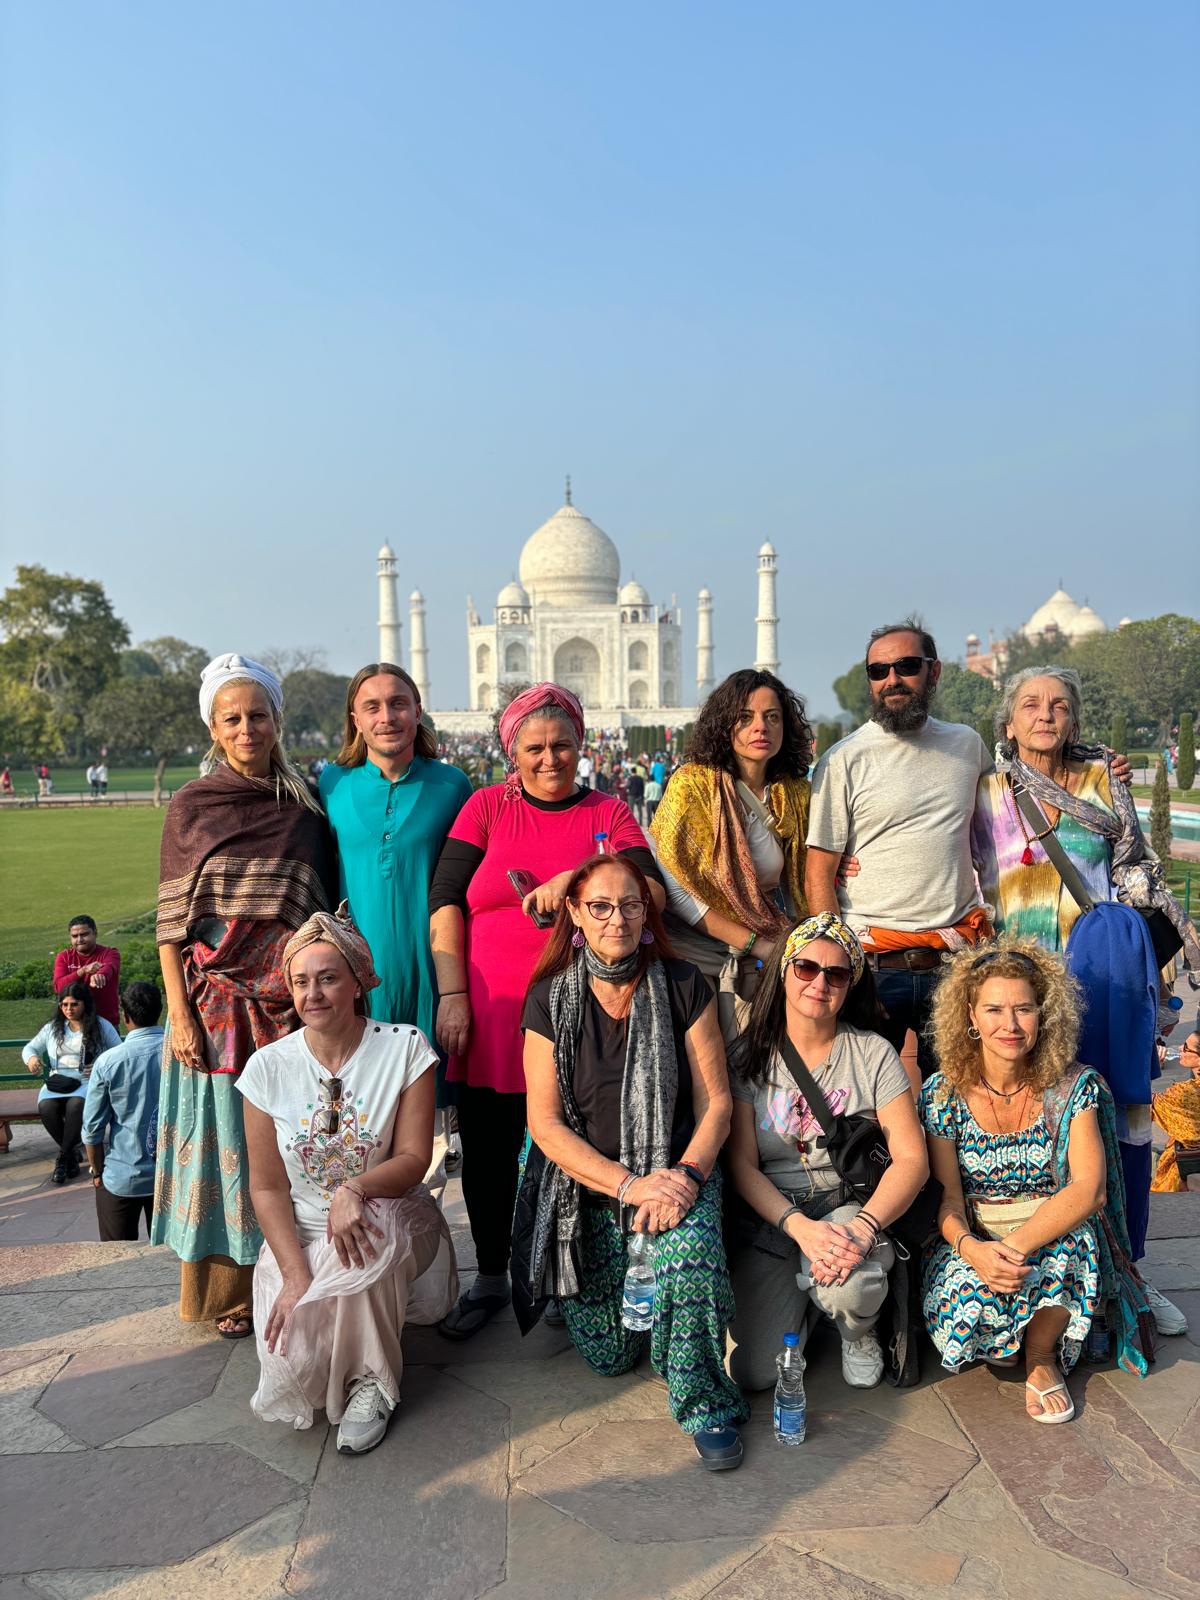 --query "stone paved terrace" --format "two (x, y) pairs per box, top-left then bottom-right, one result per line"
(1, 1124), (1198, 1600)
